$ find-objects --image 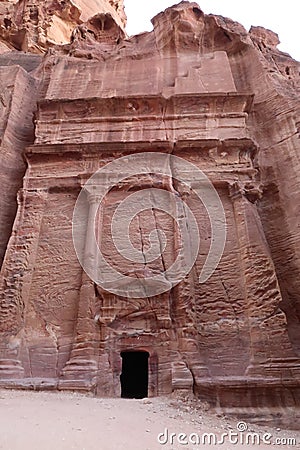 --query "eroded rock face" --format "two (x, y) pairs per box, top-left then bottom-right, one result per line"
(0, 0), (299, 426)
(0, 64), (38, 267)
(0, 0), (126, 52)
